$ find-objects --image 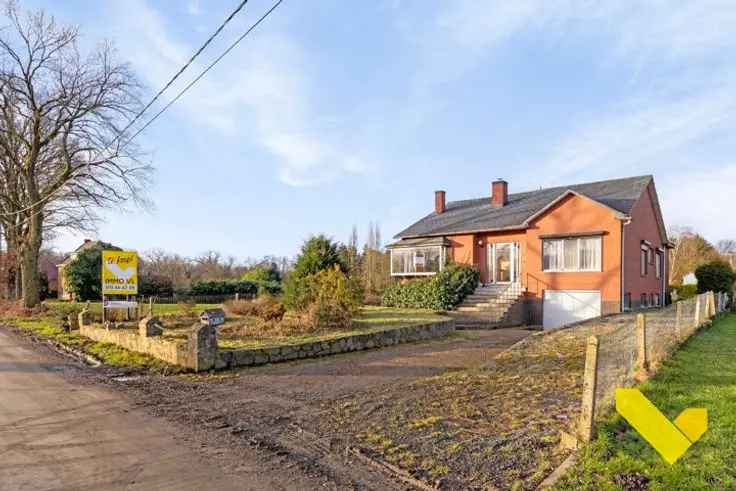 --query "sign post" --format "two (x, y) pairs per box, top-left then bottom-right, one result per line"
(102, 250), (138, 323)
